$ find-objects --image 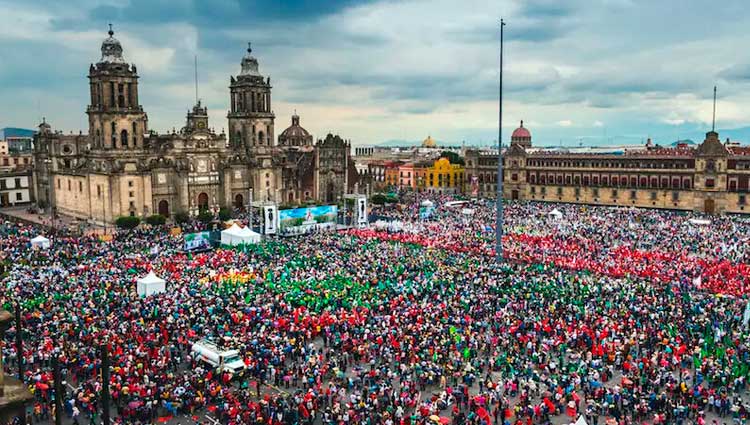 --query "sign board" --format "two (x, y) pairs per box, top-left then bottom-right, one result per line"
(263, 205), (278, 235)
(184, 231), (212, 252)
(279, 205), (338, 233)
